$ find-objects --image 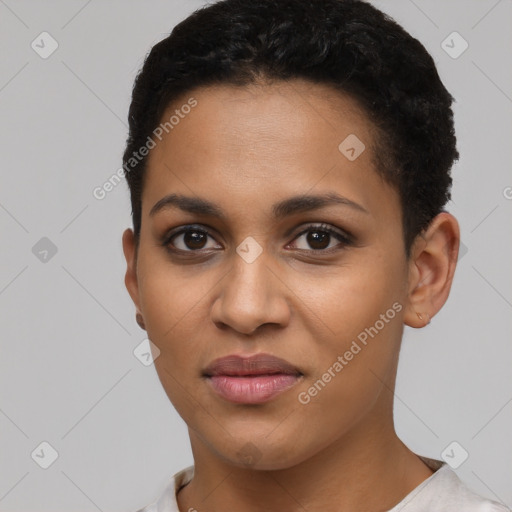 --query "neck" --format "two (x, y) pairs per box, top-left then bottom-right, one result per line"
(177, 411), (433, 512)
